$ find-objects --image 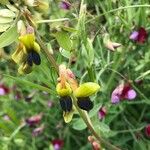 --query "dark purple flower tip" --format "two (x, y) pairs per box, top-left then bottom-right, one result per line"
(32, 125), (44, 137)
(60, 1), (71, 10)
(98, 107), (107, 120)
(52, 139), (64, 150)
(0, 84), (9, 95)
(145, 124), (150, 137)
(130, 27), (148, 43)
(26, 113), (43, 126)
